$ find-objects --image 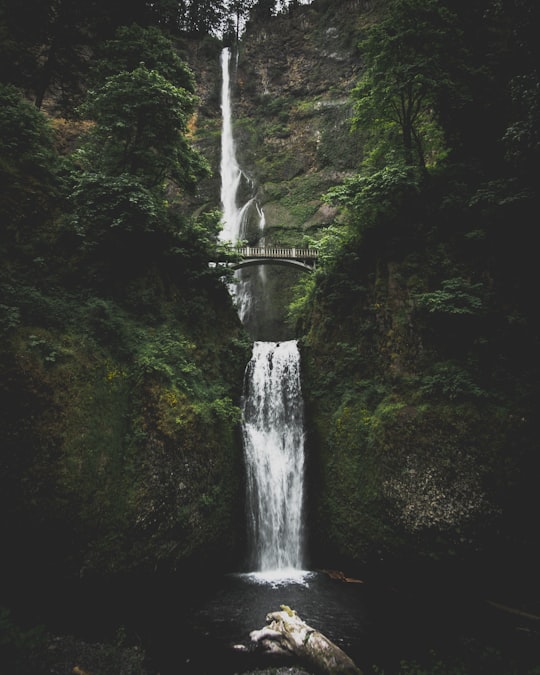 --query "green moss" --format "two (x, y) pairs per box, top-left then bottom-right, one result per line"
(0, 275), (249, 578)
